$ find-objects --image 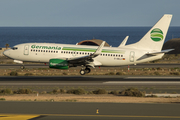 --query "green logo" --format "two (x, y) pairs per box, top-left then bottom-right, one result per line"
(150, 28), (163, 42)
